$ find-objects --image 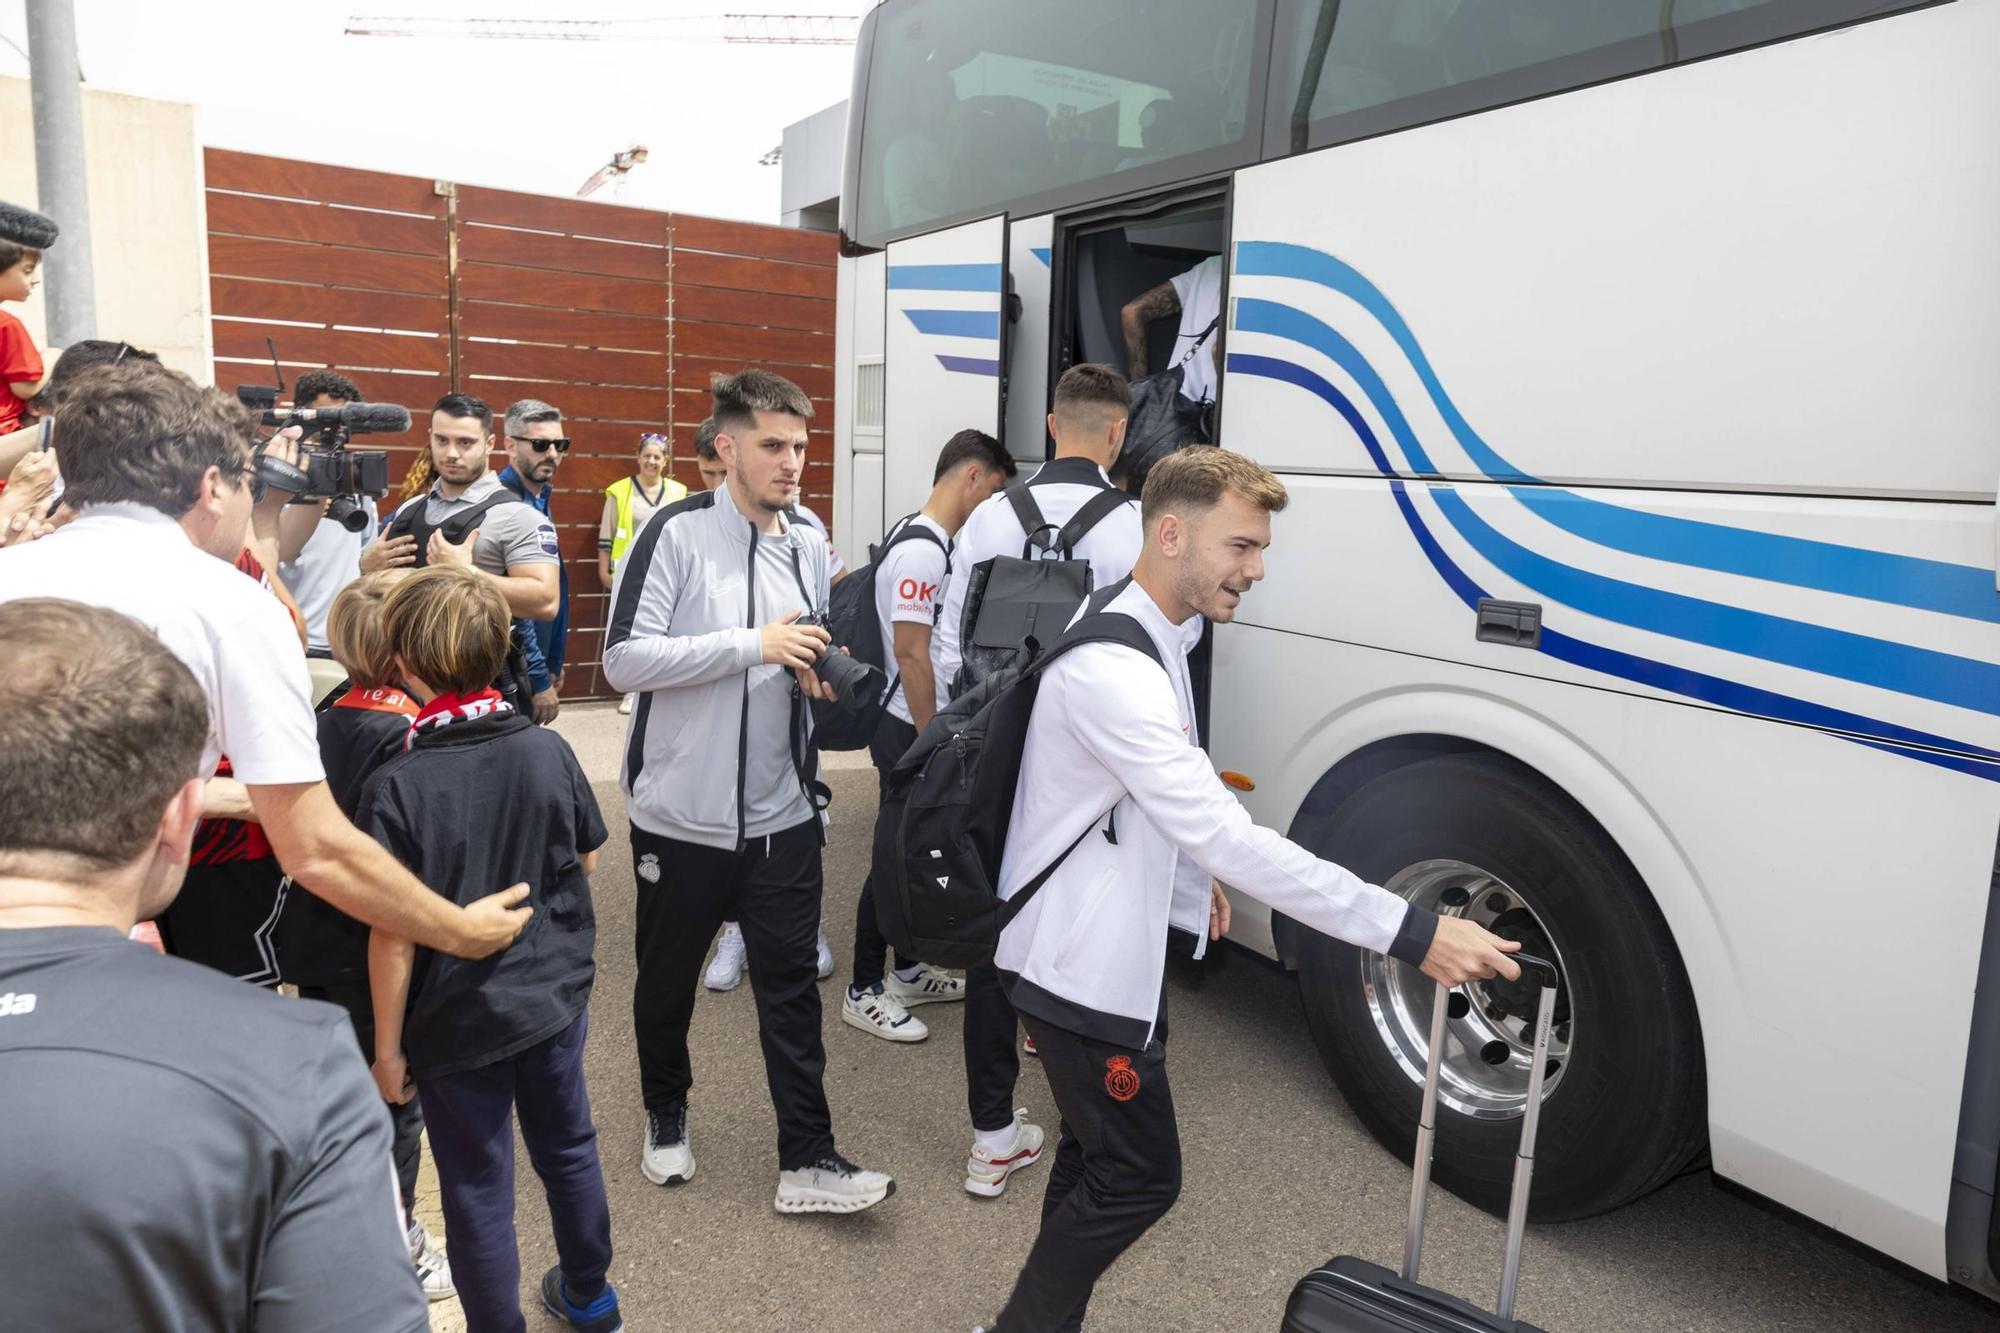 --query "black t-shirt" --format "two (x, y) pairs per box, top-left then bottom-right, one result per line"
(357, 712), (608, 1078)
(0, 926), (428, 1333)
(274, 689), (415, 987)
